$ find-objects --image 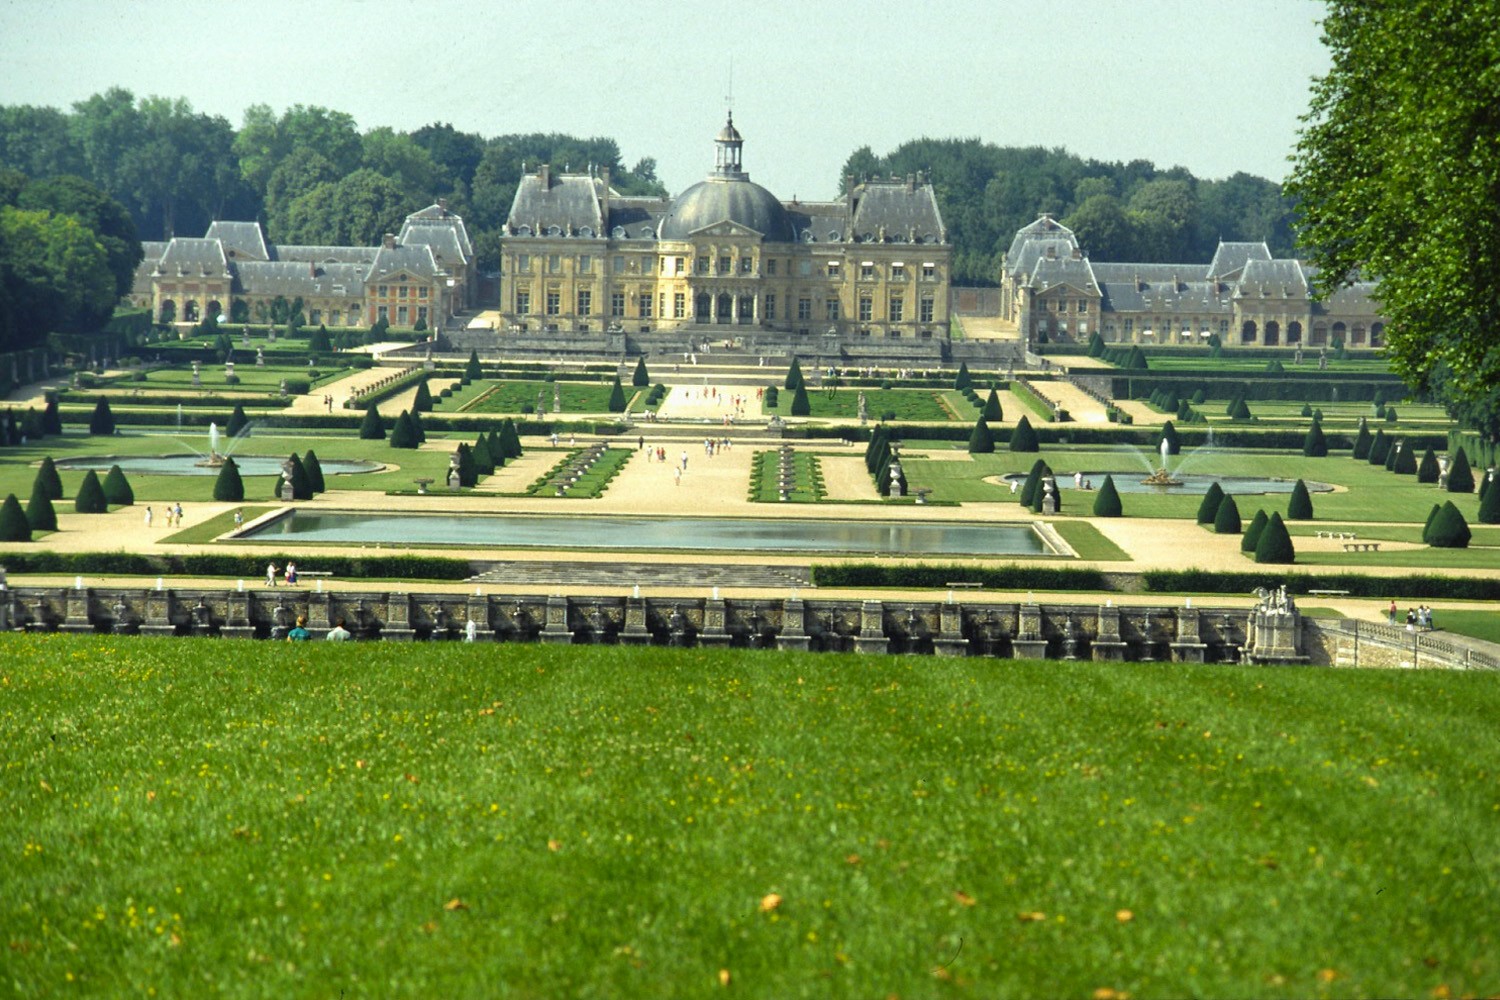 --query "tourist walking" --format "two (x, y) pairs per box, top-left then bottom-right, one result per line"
(1387, 600), (1398, 624)
(266, 562), (278, 587)
(144, 506), (153, 528)
(285, 561), (298, 586)
(174, 502), (184, 527)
